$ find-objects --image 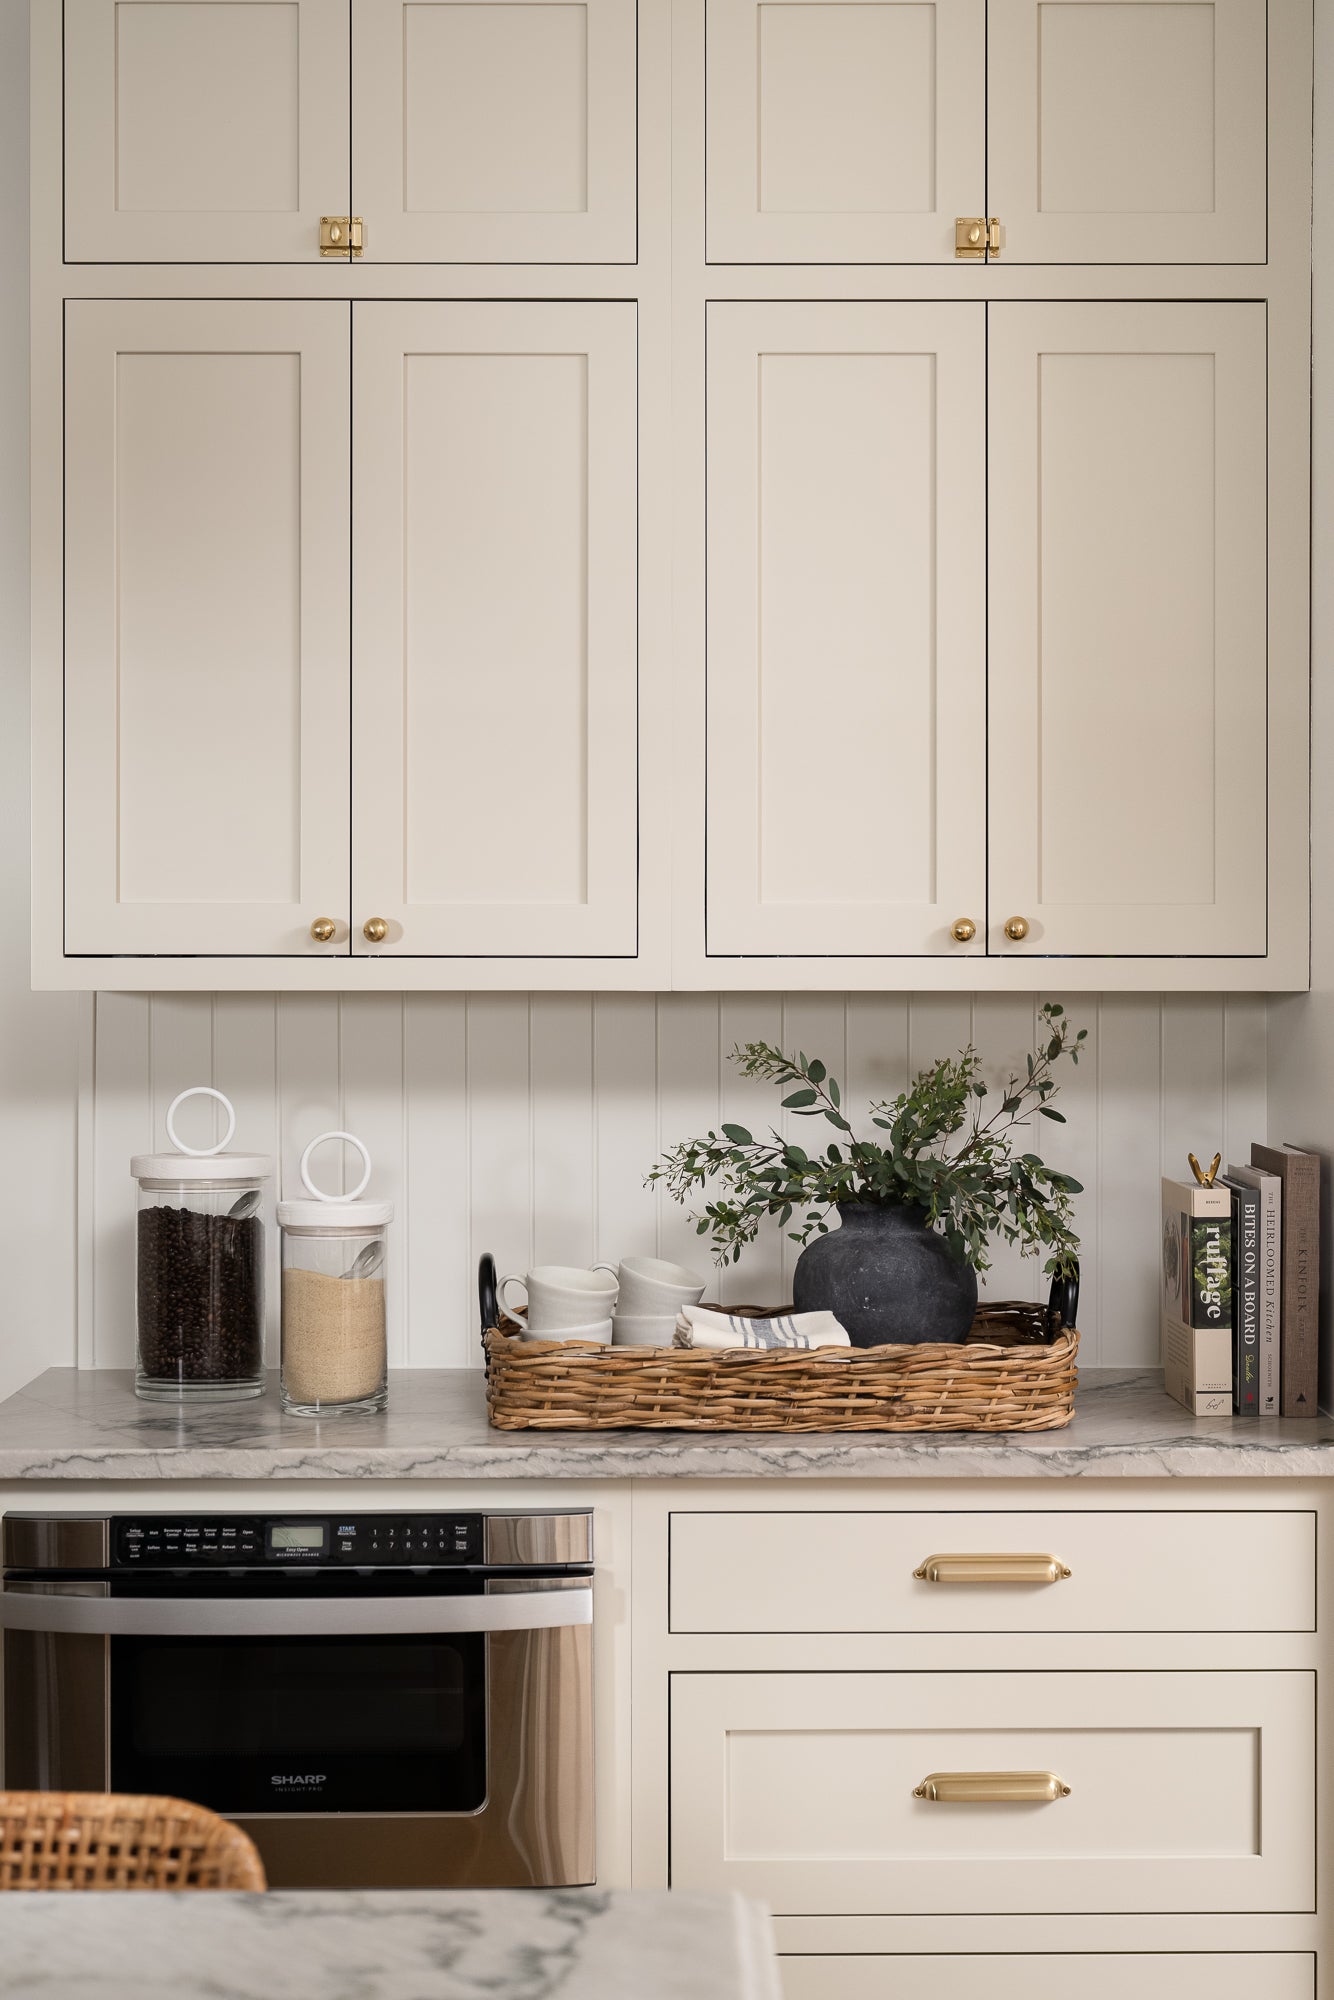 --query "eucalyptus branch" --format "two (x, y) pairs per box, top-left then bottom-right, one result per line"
(646, 1003), (1087, 1275)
